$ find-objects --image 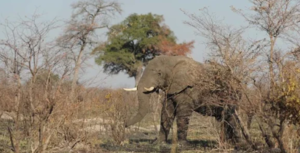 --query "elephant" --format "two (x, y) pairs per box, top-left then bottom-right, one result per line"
(124, 55), (241, 145)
